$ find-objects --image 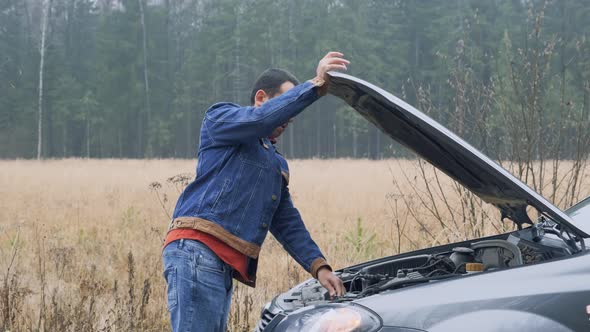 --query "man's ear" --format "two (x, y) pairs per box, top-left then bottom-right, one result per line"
(254, 89), (269, 107)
